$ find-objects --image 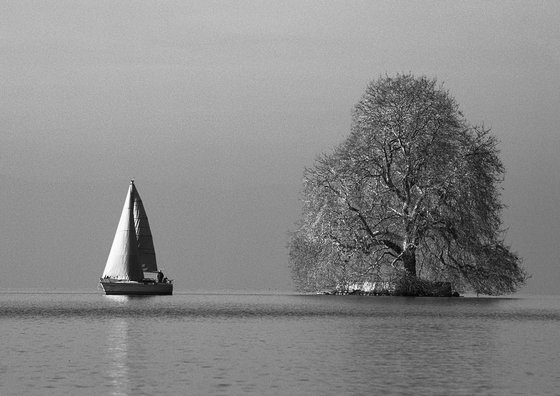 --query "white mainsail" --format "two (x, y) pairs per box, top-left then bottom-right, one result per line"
(101, 181), (145, 281)
(132, 184), (158, 273)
